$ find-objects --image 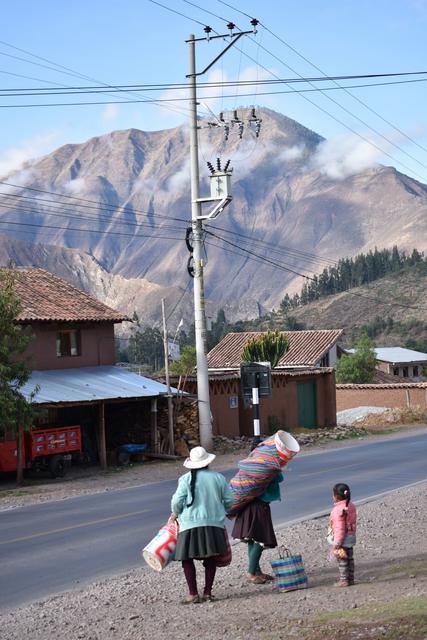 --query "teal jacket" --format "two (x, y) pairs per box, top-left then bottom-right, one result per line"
(259, 472), (284, 503)
(171, 469), (233, 532)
